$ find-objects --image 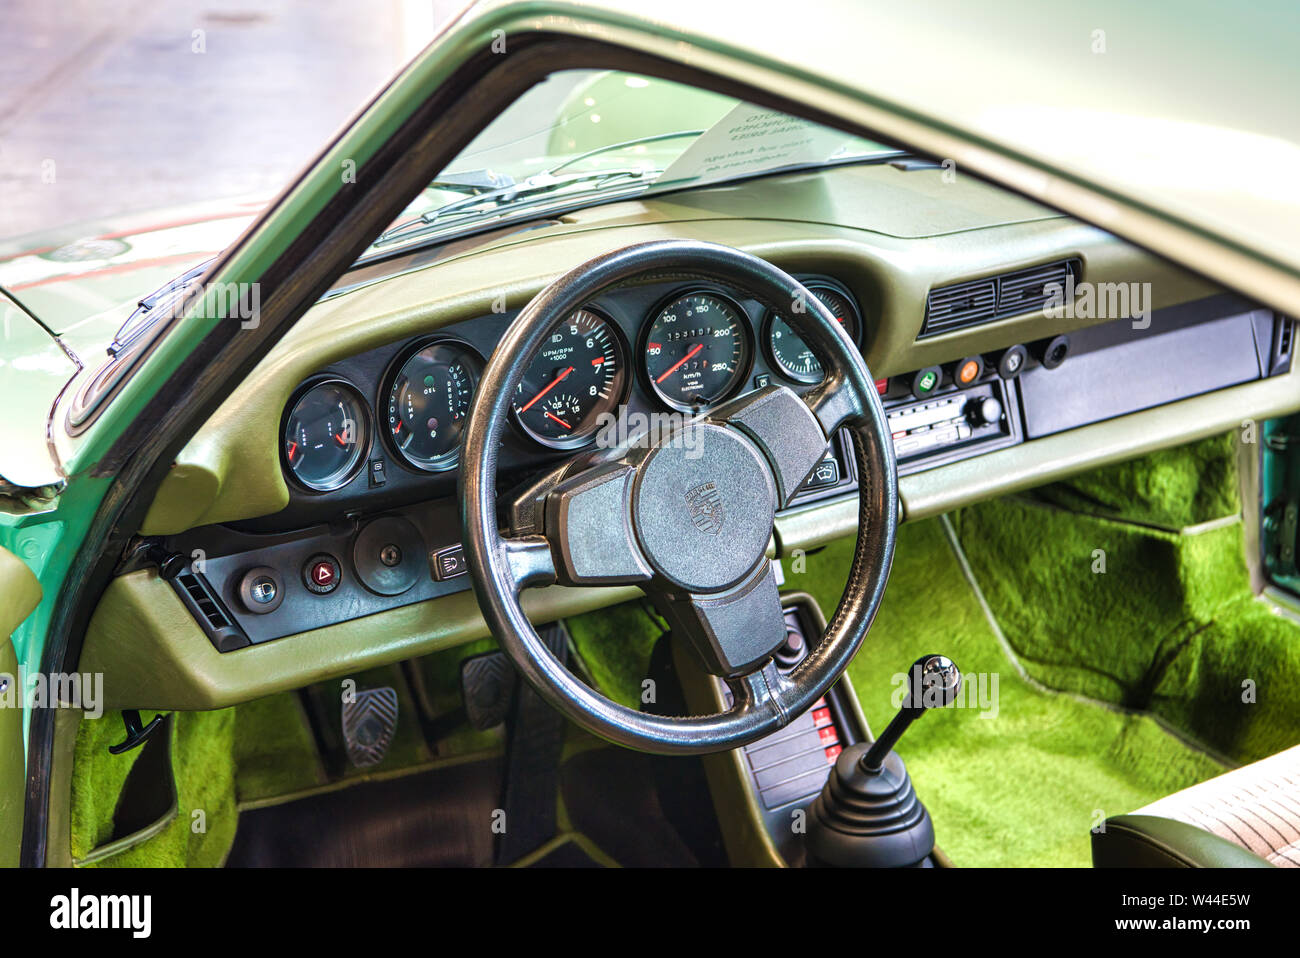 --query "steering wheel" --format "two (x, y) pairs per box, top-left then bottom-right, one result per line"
(460, 240), (897, 755)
